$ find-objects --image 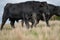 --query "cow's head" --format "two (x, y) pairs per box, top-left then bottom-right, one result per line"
(54, 6), (60, 16)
